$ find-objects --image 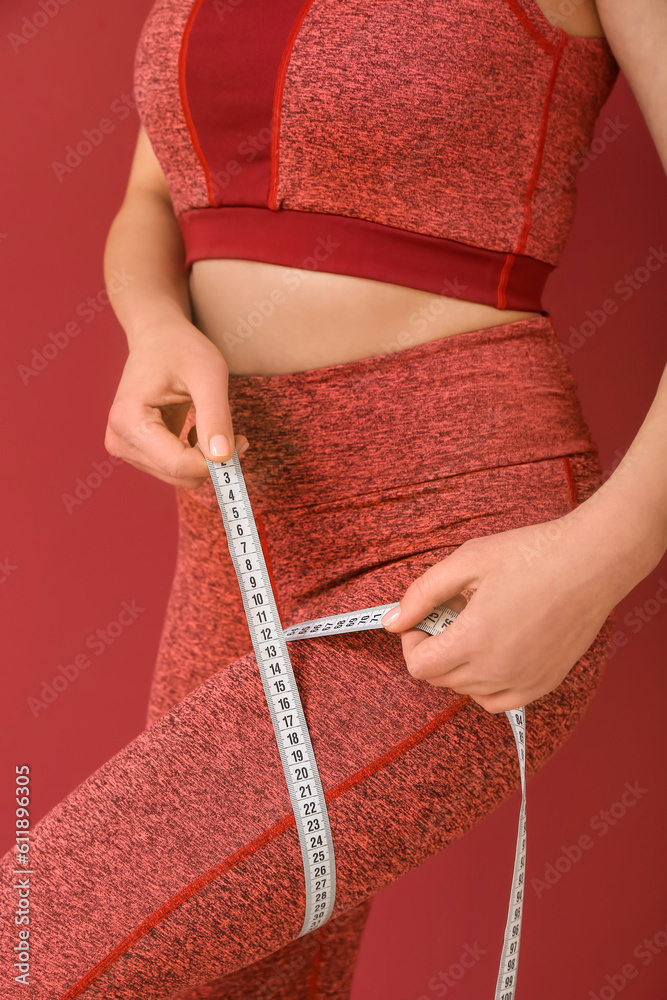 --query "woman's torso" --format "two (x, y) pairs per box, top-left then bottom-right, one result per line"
(176, 0), (607, 375)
